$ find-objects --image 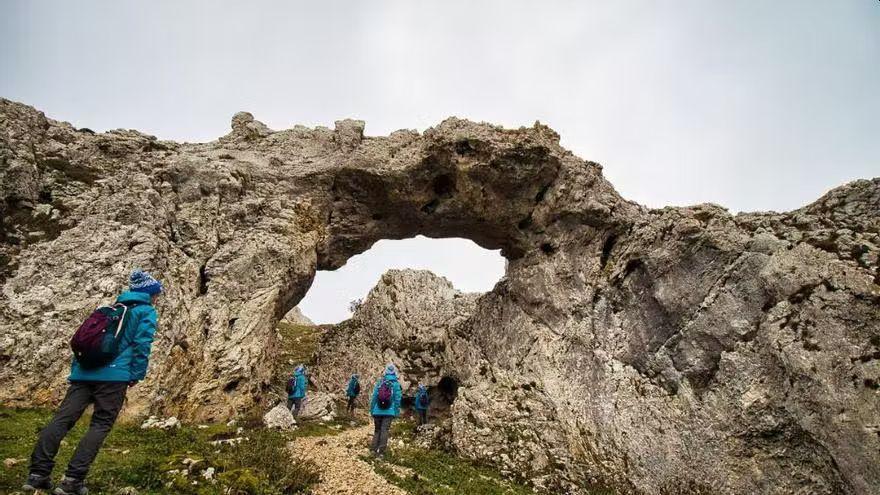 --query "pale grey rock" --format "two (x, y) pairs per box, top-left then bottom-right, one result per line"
(298, 391), (336, 421)
(140, 416), (181, 430)
(281, 306), (314, 326)
(0, 98), (877, 494)
(313, 269), (478, 399)
(263, 403), (297, 430)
